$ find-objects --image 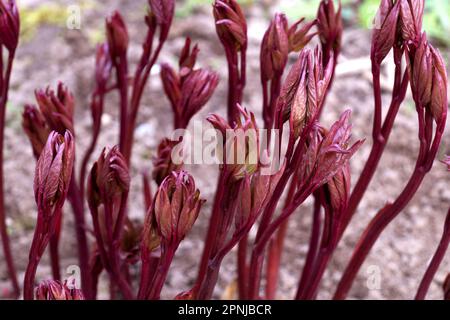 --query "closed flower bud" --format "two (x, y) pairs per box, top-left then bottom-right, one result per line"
(154, 171), (204, 245)
(22, 104), (50, 158)
(152, 138), (182, 186)
(399, 0), (424, 43)
(208, 106), (259, 180)
(106, 11), (129, 60)
(371, 0), (400, 65)
(213, 0), (247, 50)
(288, 18), (316, 53)
(35, 82), (75, 135)
(34, 131), (75, 214)
(35, 280), (84, 300)
(260, 13), (289, 82)
(317, 0), (343, 60)
(0, 0), (19, 52)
